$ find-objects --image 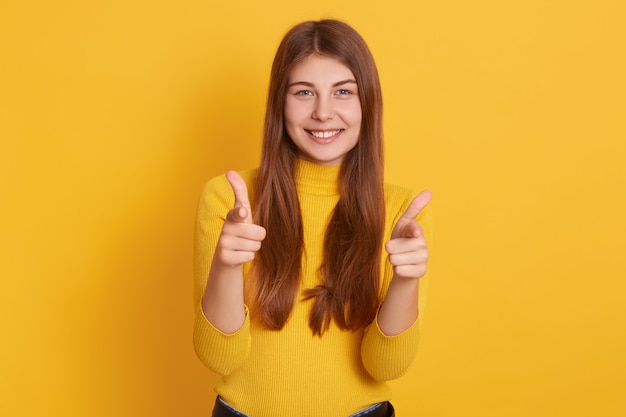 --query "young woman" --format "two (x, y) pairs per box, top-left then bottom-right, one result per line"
(193, 19), (433, 417)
